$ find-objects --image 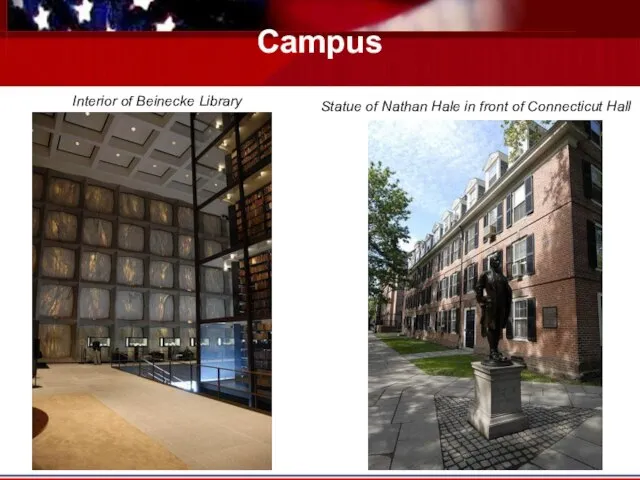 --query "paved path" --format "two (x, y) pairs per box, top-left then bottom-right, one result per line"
(368, 333), (602, 471)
